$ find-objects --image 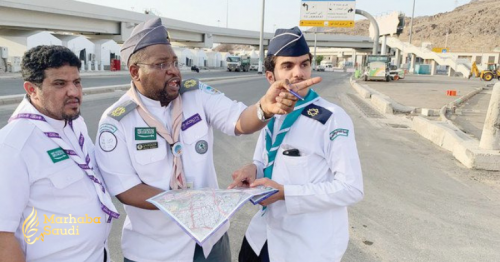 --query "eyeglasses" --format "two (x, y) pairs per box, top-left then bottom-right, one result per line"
(136, 61), (180, 70)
